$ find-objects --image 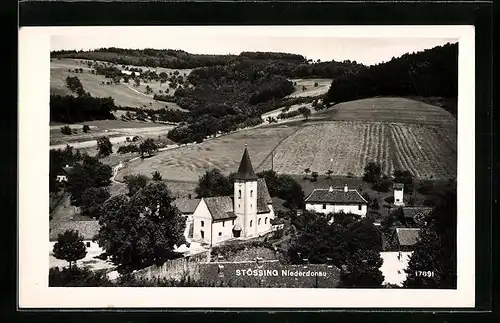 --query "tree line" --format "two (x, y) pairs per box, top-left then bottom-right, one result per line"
(50, 94), (116, 123)
(324, 42), (458, 116)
